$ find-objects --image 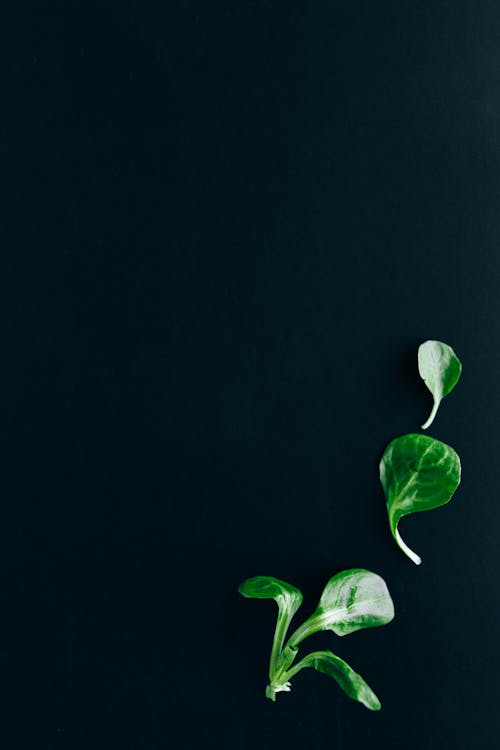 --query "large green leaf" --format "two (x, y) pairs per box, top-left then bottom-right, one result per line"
(286, 650), (381, 710)
(287, 569), (394, 646)
(418, 340), (462, 429)
(380, 433), (461, 565)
